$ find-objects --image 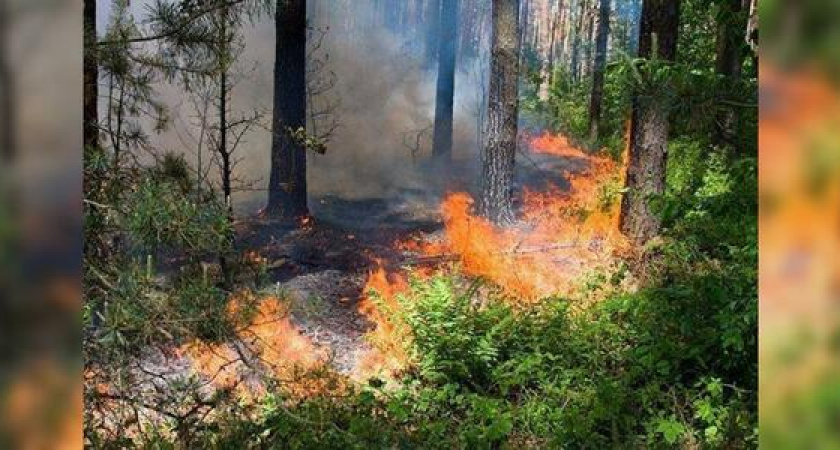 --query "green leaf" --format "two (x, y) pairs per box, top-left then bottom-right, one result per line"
(655, 418), (686, 445)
